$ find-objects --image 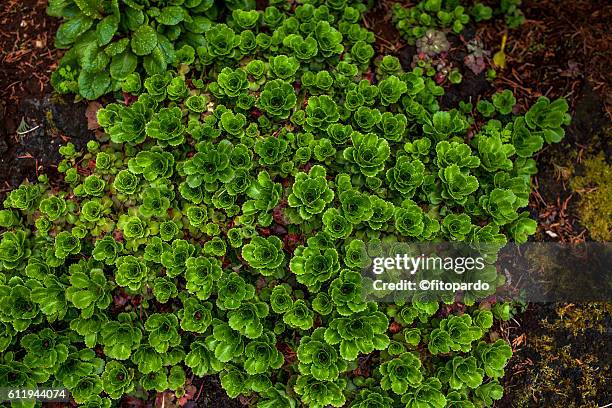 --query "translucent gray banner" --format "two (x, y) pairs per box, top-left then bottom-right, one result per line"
(361, 242), (611, 303)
